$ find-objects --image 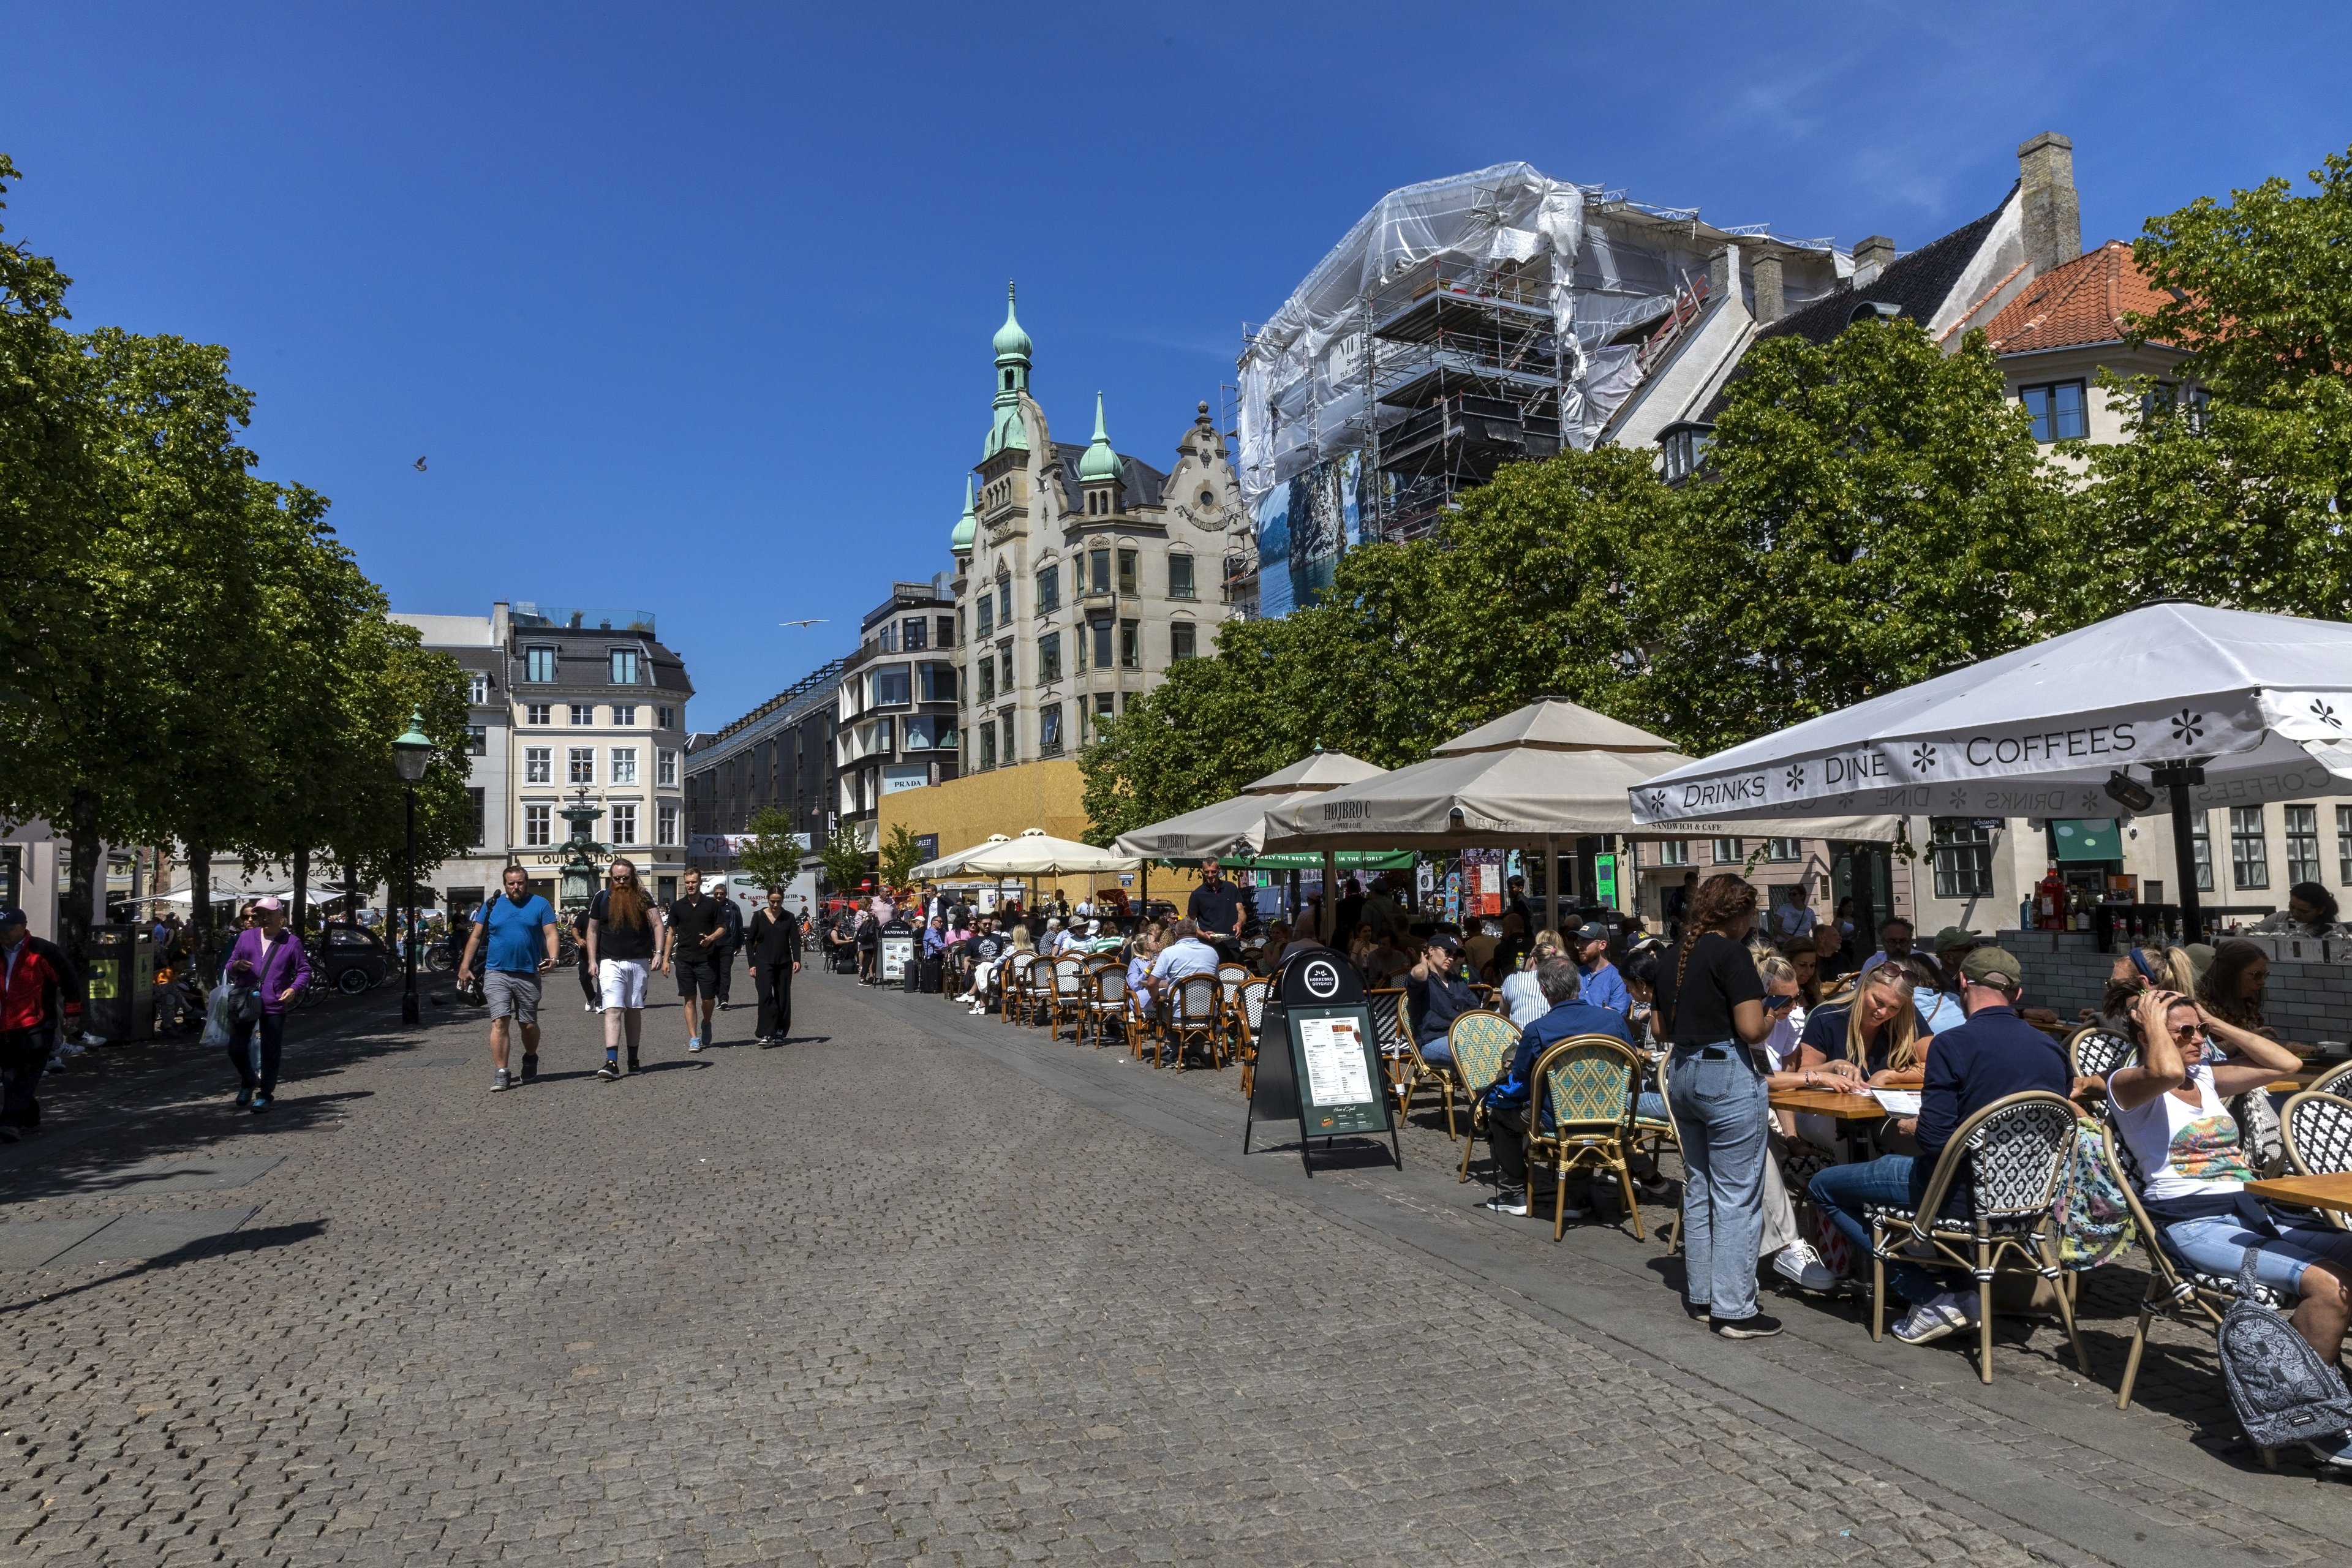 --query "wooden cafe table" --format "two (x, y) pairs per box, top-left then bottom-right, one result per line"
(1770, 1085), (1890, 1164)
(2245, 1170), (2352, 1217)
